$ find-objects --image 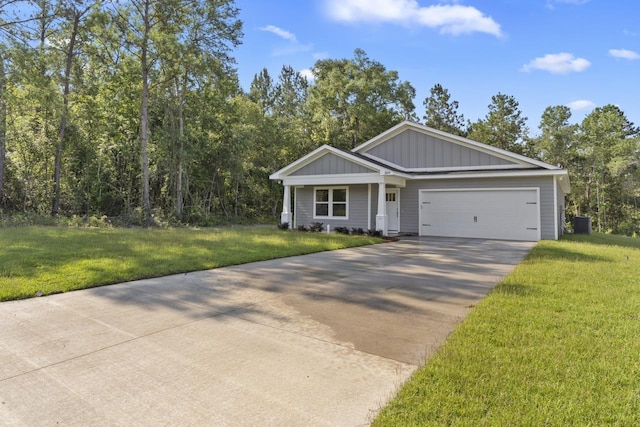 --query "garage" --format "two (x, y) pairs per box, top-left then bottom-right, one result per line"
(419, 188), (540, 241)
